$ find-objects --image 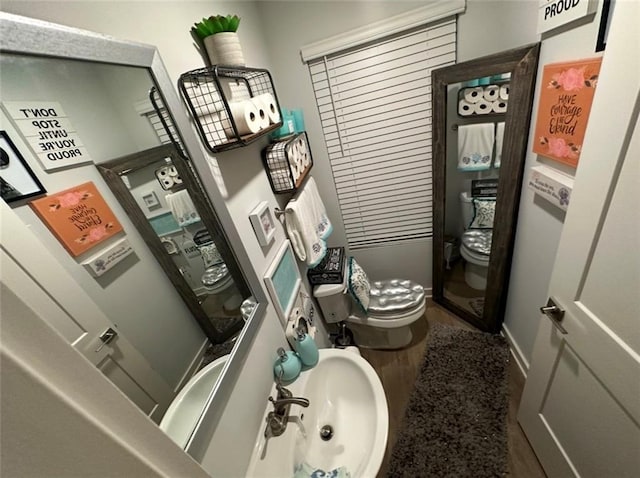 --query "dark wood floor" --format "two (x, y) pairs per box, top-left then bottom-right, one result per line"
(359, 299), (546, 478)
